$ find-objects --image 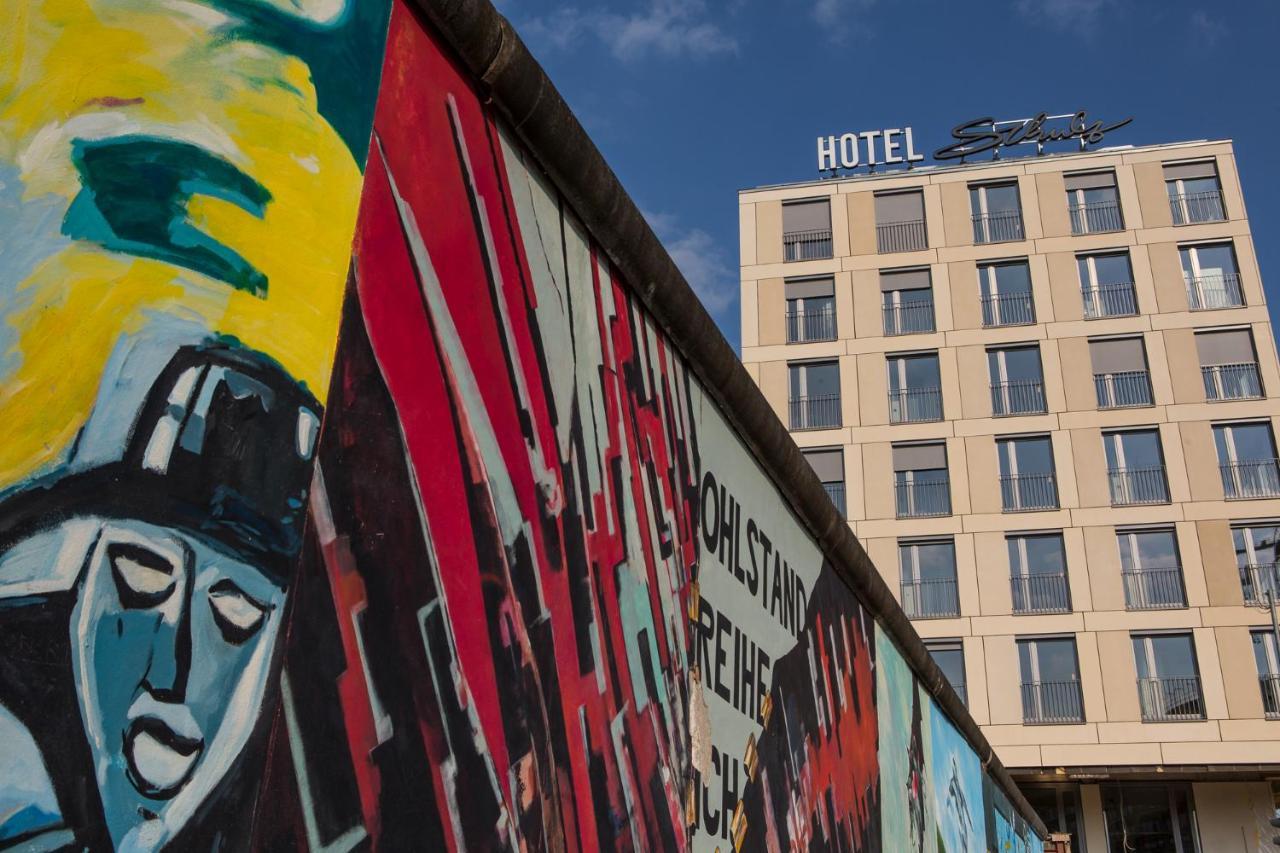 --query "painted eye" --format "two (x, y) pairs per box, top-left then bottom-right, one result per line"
(109, 543), (177, 608)
(208, 580), (270, 644)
